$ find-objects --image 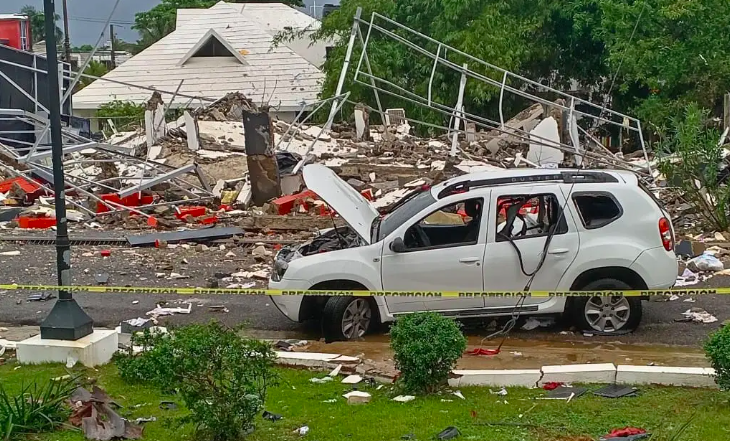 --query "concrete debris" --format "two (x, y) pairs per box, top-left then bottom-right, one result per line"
(681, 308), (718, 324)
(393, 395), (416, 402)
(343, 390), (371, 405)
(69, 386), (143, 440)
